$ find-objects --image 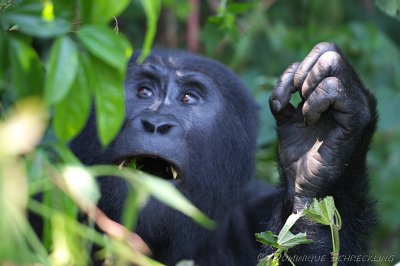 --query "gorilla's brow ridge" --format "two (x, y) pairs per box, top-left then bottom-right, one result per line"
(176, 72), (214, 93)
(133, 64), (167, 85)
